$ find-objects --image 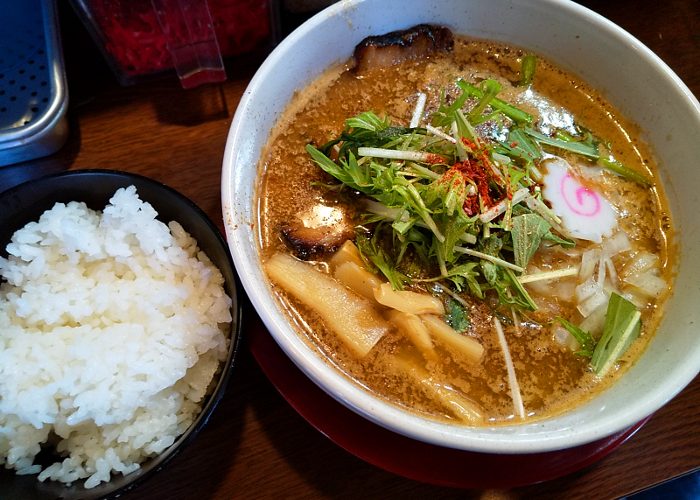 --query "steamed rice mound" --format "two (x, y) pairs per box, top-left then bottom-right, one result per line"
(0, 186), (231, 488)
